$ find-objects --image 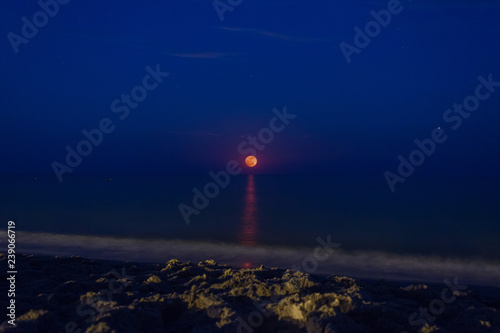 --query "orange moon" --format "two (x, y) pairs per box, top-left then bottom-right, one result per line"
(245, 155), (257, 167)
